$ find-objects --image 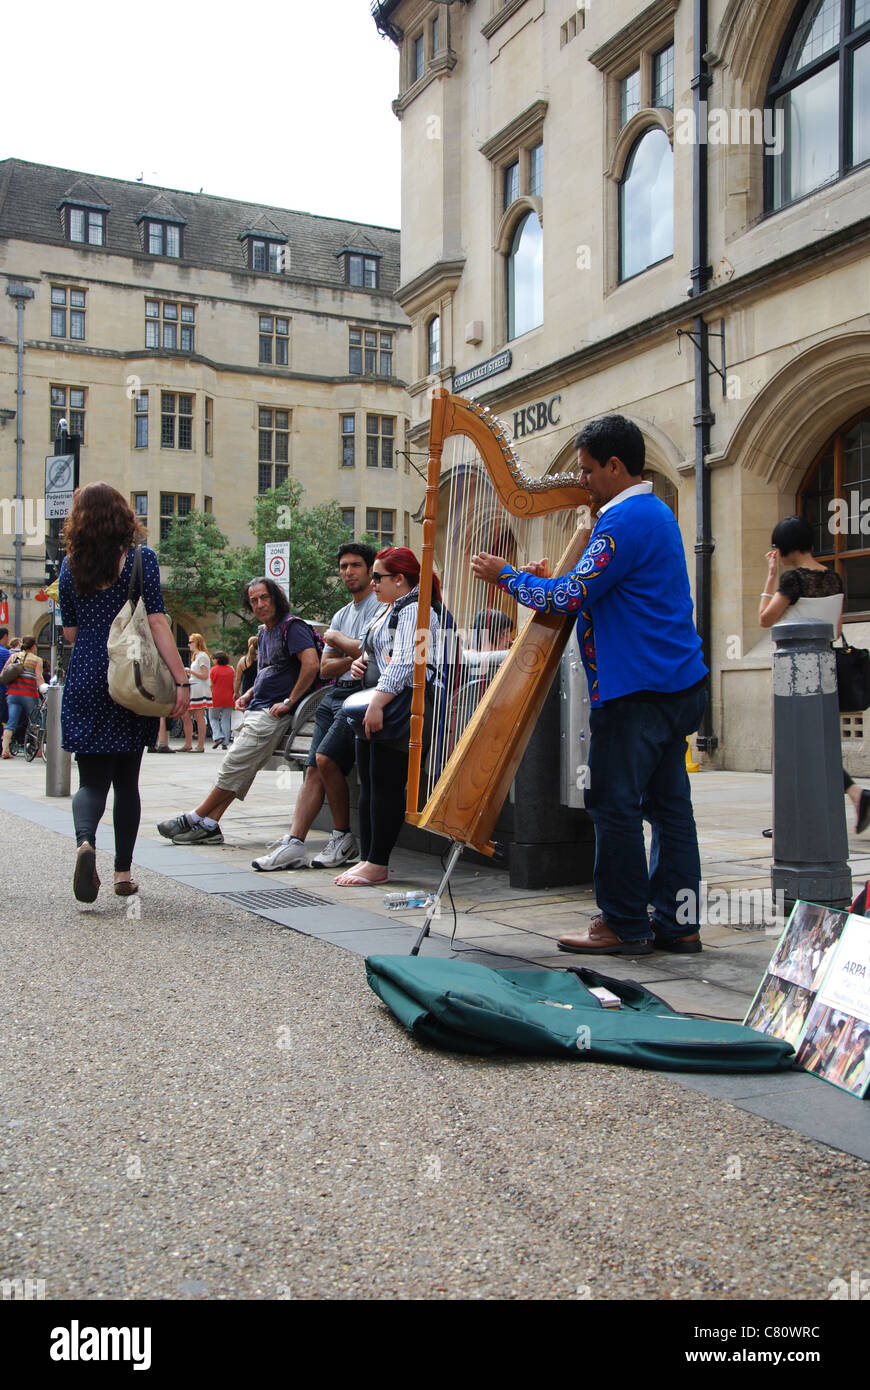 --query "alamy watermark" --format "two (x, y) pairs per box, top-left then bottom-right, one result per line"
(0, 497), (45, 544)
(674, 103), (784, 156)
(676, 880), (785, 928)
